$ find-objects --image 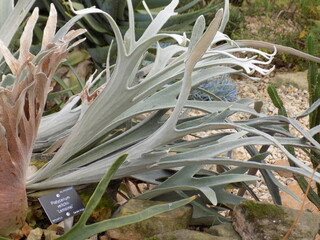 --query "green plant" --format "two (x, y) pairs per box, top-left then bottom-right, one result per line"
(306, 34), (320, 195)
(307, 35), (320, 148)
